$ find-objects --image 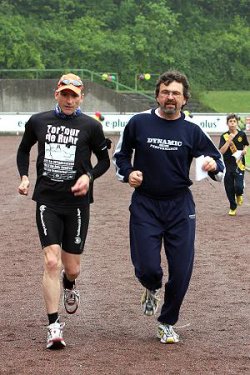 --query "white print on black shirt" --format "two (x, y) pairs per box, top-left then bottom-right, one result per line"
(45, 125), (80, 144)
(147, 138), (182, 151)
(43, 124), (80, 181)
